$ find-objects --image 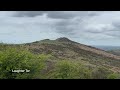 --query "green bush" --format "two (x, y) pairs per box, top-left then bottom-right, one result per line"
(107, 73), (120, 79)
(0, 47), (48, 79)
(91, 67), (111, 79)
(46, 60), (117, 79)
(46, 60), (92, 79)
